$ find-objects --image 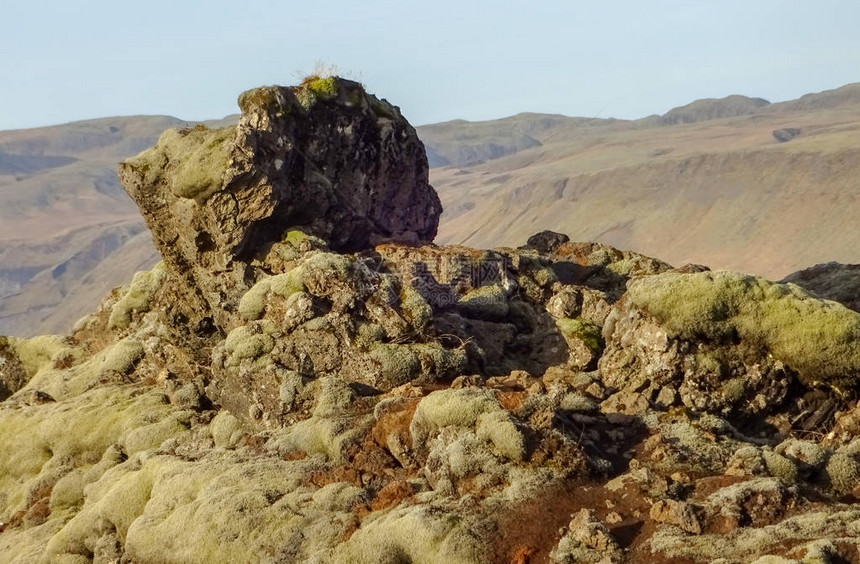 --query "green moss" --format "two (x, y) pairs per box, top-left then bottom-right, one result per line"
(410, 388), (500, 449)
(296, 76), (341, 109)
(50, 446), (124, 512)
(122, 411), (191, 455)
(331, 503), (484, 564)
(476, 411), (525, 461)
(124, 125), (234, 201)
(306, 76), (339, 99)
(400, 284), (434, 332)
(223, 321), (276, 367)
(368, 343), (421, 388)
(354, 322), (386, 350)
(21, 336), (143, 400)
(556, 318), (604, 354)
(237, 86), (286, 114)
(412, 343), (467, 381)
(0, 386), (177, 520)
(276, 417), (361, 461)
(720, 376), (747, 404)
(367, 95), (398, 120)
(825, 452), (860, 495)
(284, 229), (311, 247)
(627, 271), (860, 389)
(238, 269), (306, 320)
(559, 392), (598, 413)
(9, 334), (79, 378)
(76, 455), (354, 563)
(210, 411), (246, 449)
(109, 262), (167, 329)
(762, 449), (799, 484)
